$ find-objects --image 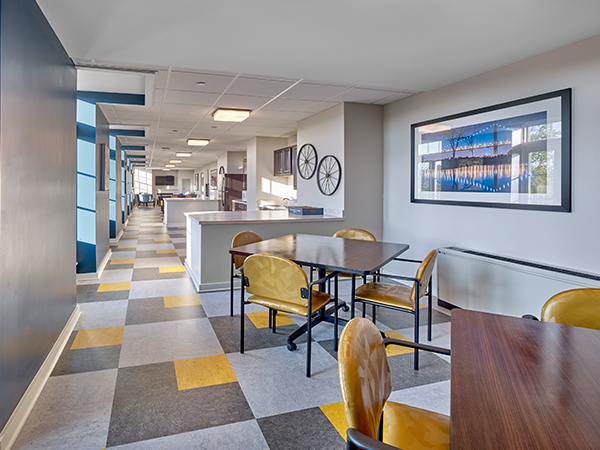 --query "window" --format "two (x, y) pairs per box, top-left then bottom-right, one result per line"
(134, 168), (153, 194)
